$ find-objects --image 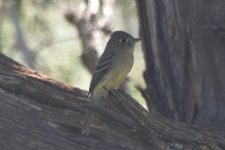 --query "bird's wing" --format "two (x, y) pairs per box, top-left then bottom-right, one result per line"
(88, 51), (115, 94)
